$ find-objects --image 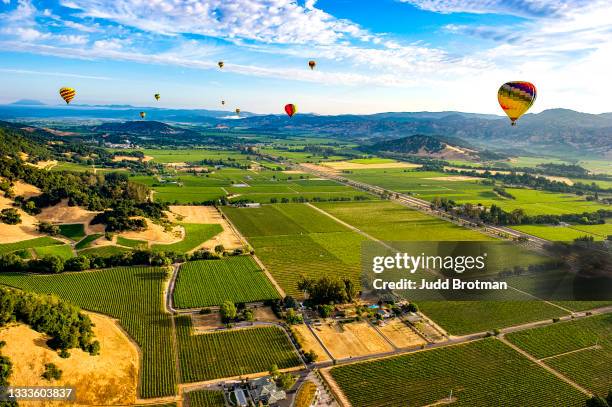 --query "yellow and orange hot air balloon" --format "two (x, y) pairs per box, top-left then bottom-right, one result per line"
(497, 81), (537, 126)
(308, 60), (316, 70)
(154, 93), (160, 101)
(284, 103), (297, 117)
(140, 111), (146, 119)
(218, 61), (224, 69)
(59, 87), (76, 104)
